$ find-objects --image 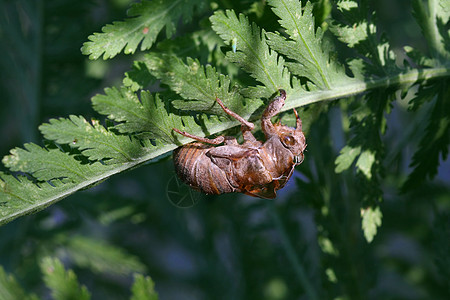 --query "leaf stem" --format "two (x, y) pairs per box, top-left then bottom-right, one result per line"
(284, 66), (450, 111)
